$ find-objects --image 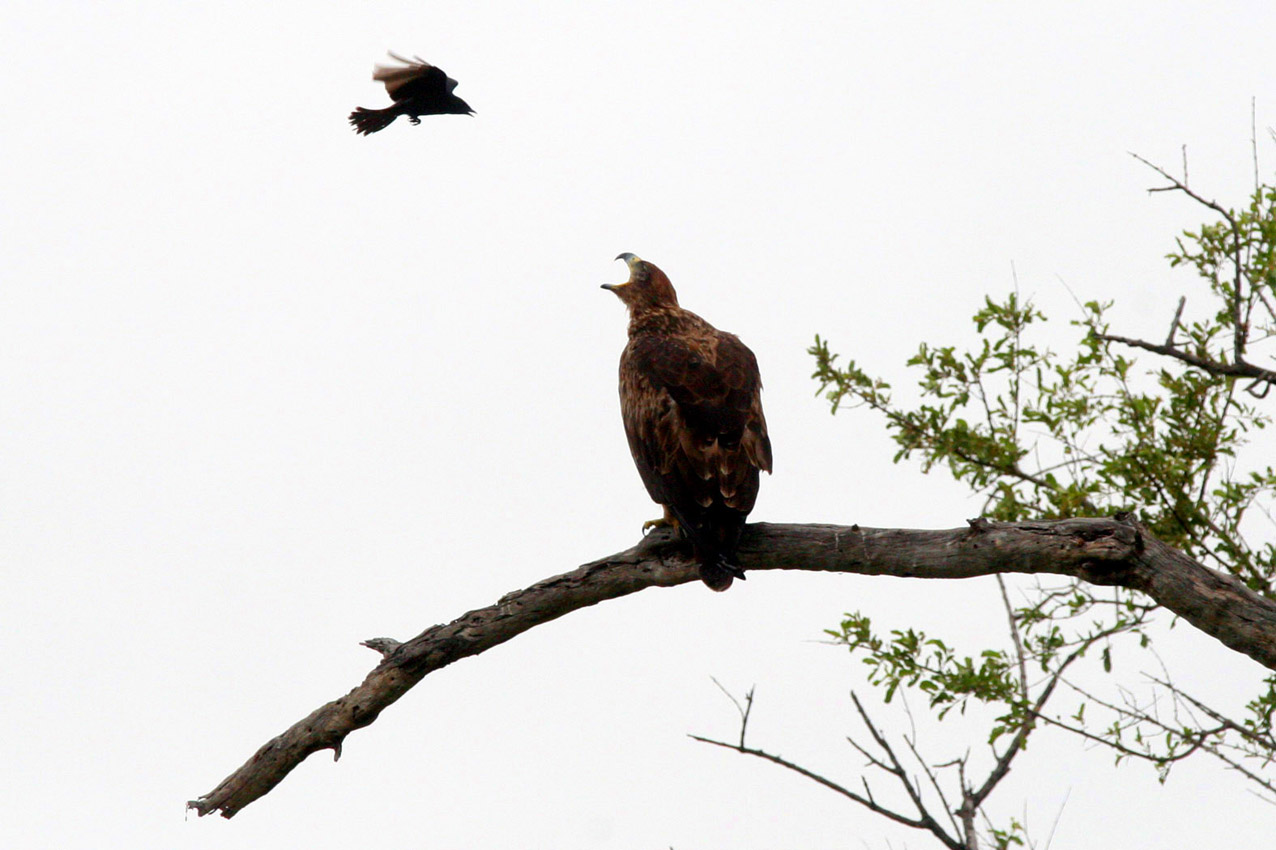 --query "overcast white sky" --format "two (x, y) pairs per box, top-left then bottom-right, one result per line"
(5, 2), (1276, 848)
